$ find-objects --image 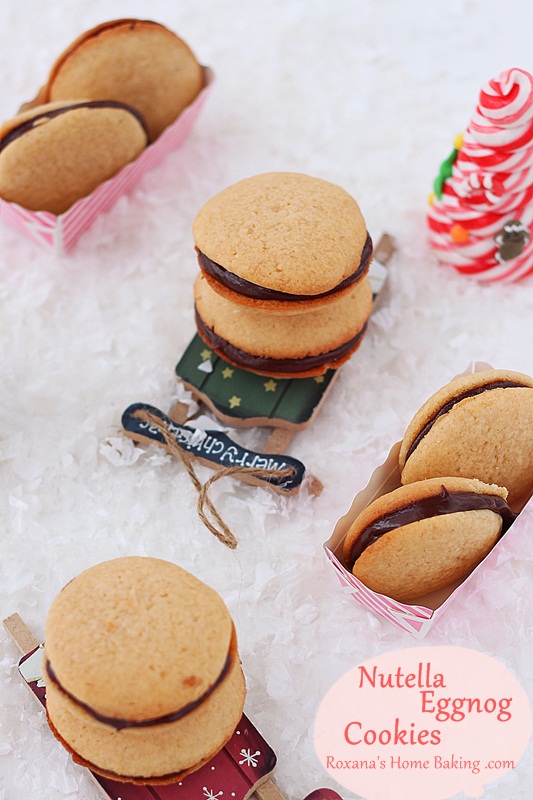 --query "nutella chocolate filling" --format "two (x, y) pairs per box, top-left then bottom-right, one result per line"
(347, 486), (516, 568)
(0, 100), (149, 153)
(195, 308), (367, 373)
(197, 232), (373, 302)
(45, 650), (232, 731)
(405, 380), (530, 462)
